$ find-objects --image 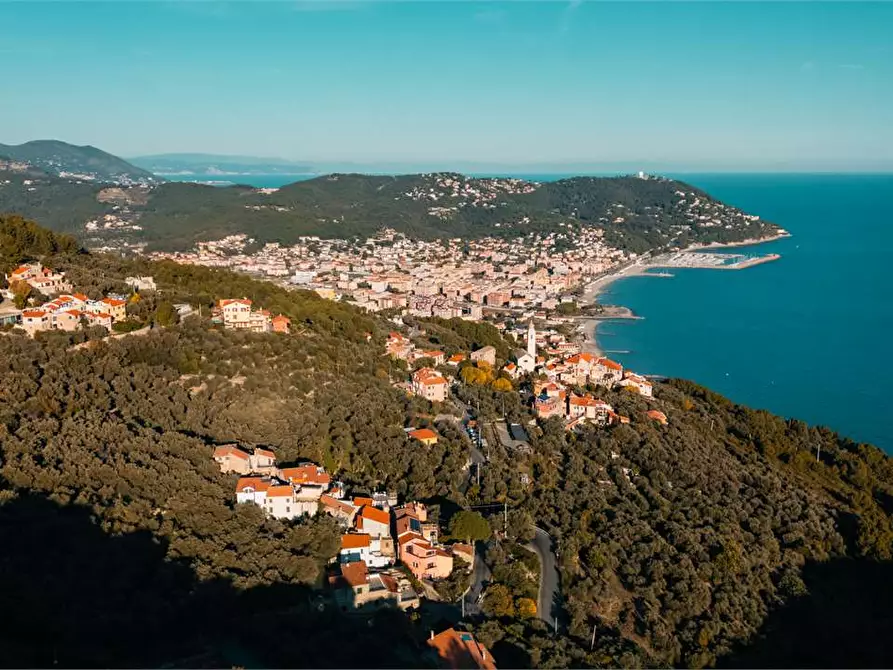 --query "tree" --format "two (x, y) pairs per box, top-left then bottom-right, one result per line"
(461, 366), (486, 386)
(492, 377), (513, 393)
(10, 280), (31, 309)
(516, 597), (538, 619)
(154, 301), (179, 327)
(482, 584), (515, 618)
(449, 510), (491, 543)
